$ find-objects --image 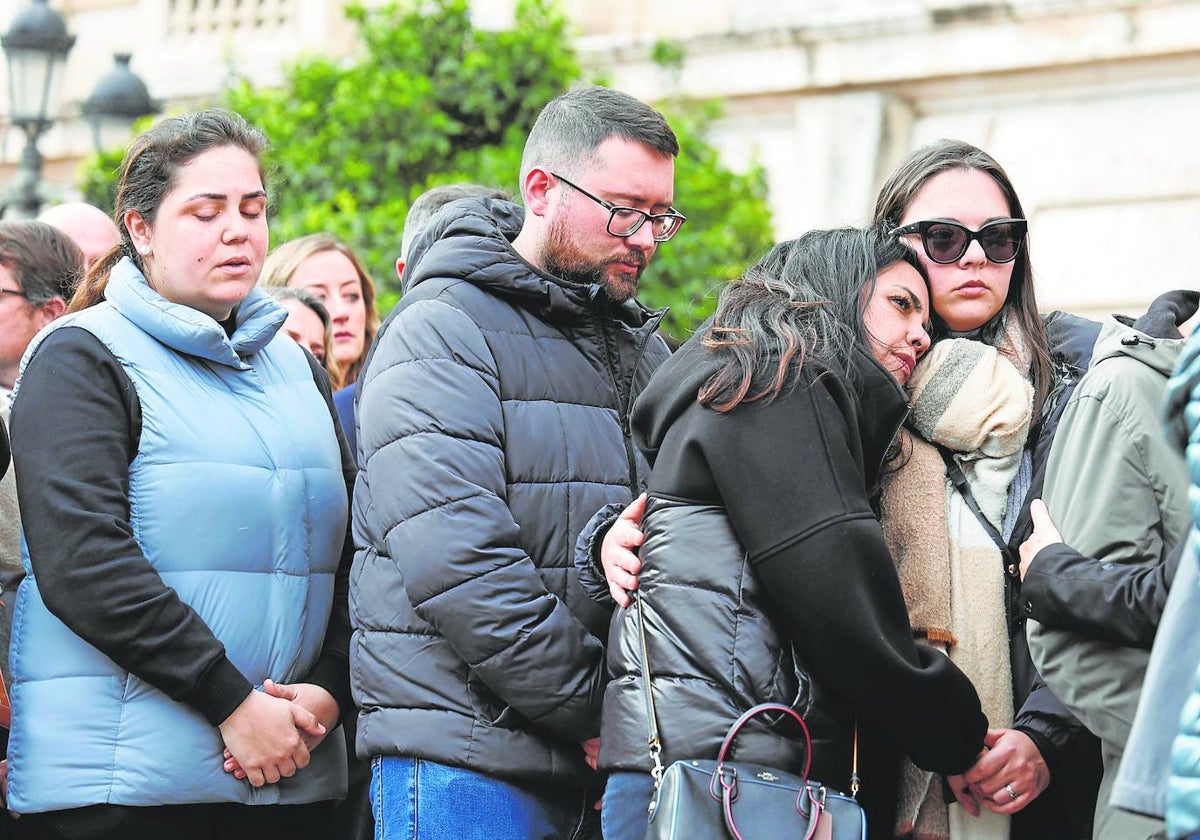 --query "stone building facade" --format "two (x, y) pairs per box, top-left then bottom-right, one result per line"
(2, 0), (1197, 317)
